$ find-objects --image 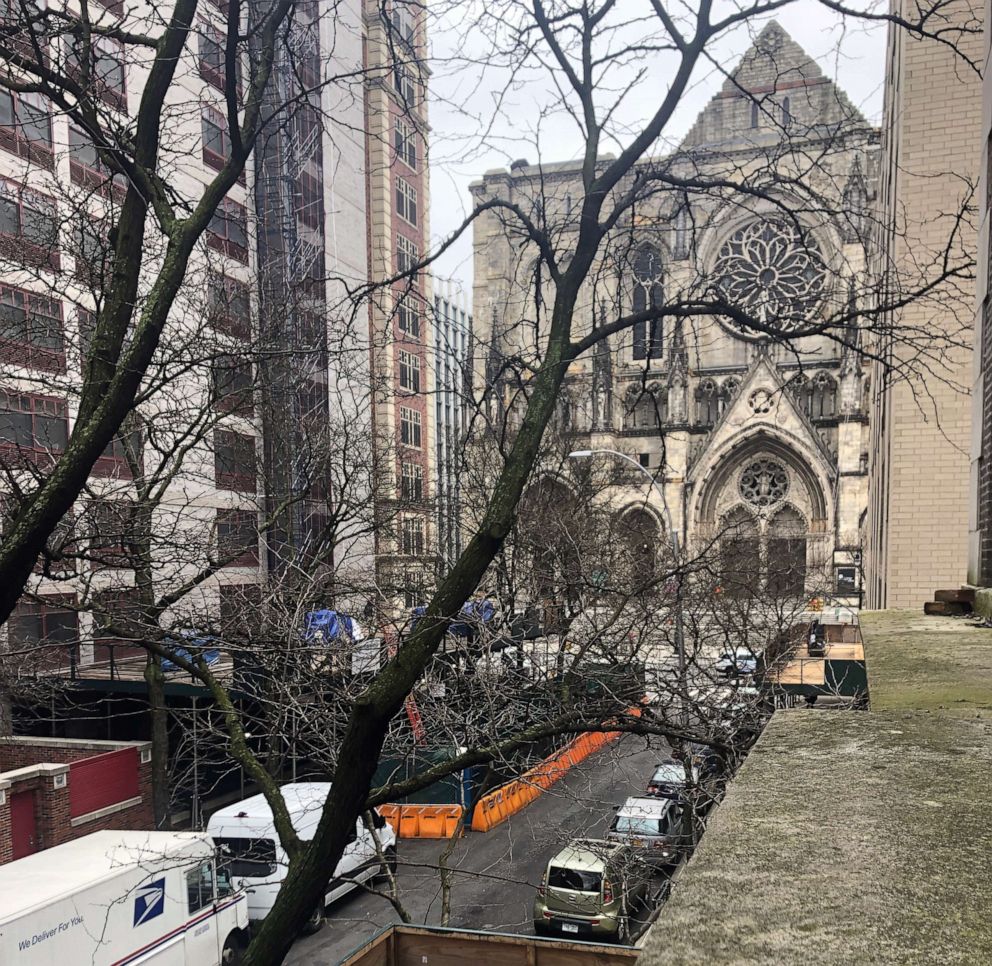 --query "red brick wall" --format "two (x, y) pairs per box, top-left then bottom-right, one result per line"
(0, 739), (153, 865)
